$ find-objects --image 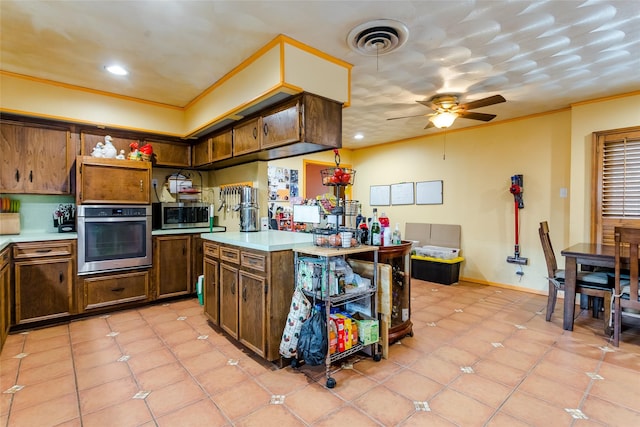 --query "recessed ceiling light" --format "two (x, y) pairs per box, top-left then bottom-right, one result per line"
(354, 133), (364, 140)
(105, 65), (129, 76)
